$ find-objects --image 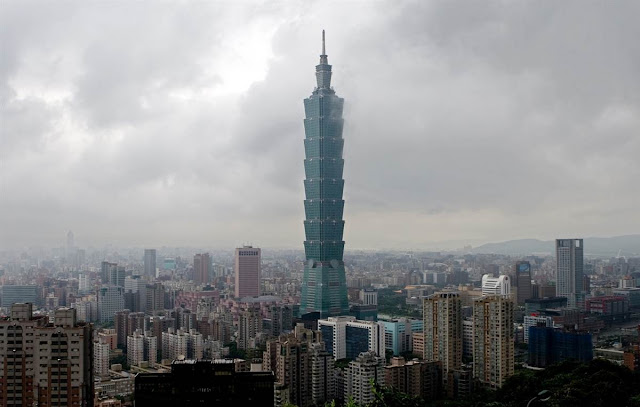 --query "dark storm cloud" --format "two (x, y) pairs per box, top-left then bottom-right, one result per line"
(1, 0), (638, 250)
